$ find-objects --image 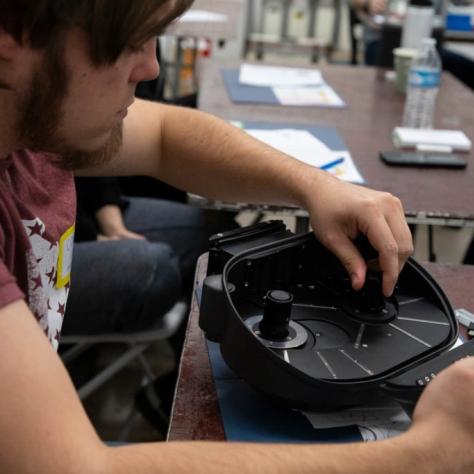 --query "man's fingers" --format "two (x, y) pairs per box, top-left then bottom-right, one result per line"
(311, 187), (412, 296)
(122, 230), (146, 241)
(322, 233), (367, 291)
(381, 200), (414, 288)
(363, 215), (400, 296)
(385, 210), (414, 272)
(362, 194), (412, 296)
